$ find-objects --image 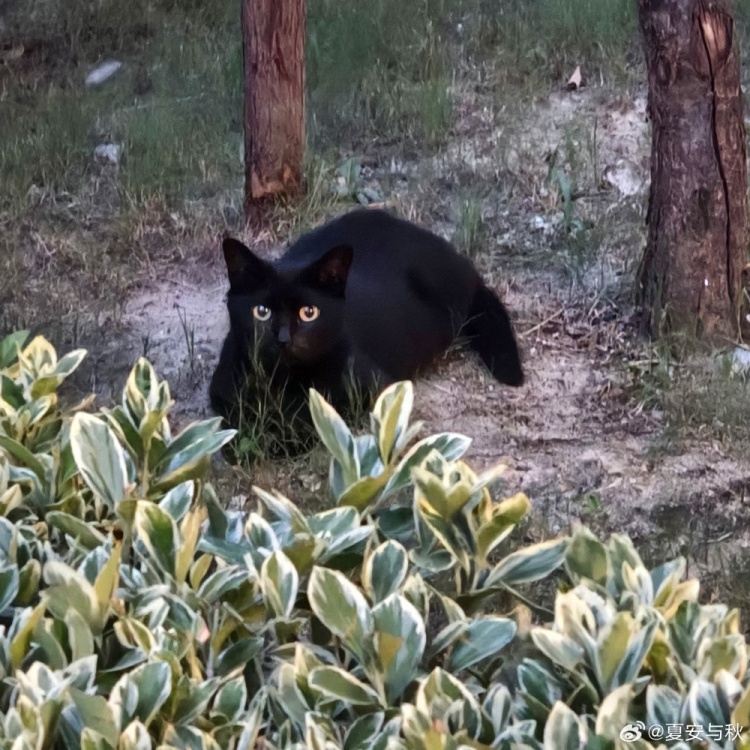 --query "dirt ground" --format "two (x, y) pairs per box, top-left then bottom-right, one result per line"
(13, 79), (750, 613)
